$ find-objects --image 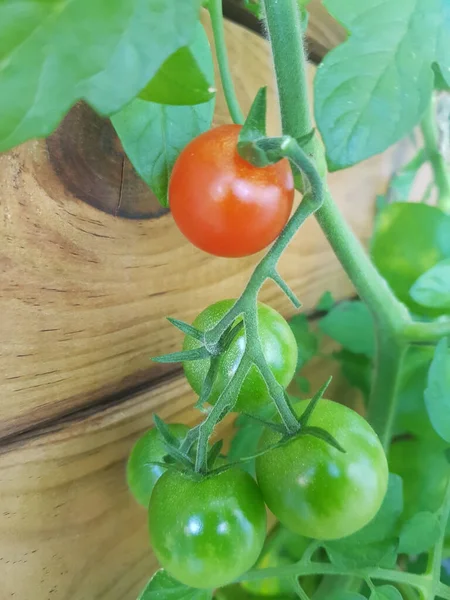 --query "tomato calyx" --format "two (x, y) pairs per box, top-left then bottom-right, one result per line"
(237, 87), (319, 173)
